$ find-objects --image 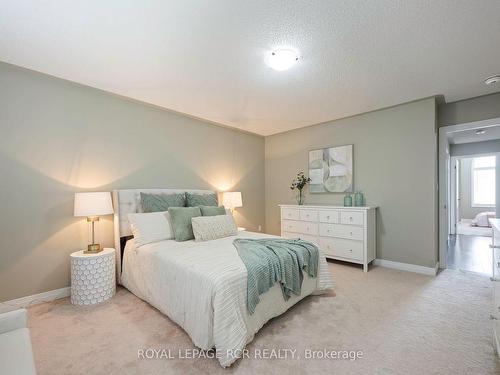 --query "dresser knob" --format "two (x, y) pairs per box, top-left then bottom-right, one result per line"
(350, 232), (353, 235)
(326, 215), (330, 219)
(349, 249), (352, 252)
(350, 217), (353, 221)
